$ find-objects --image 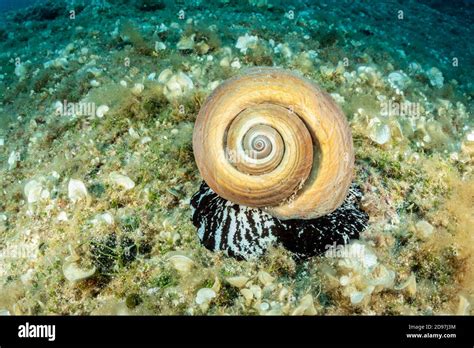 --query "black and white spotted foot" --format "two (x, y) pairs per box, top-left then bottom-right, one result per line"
(190, 182), (369, 260)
